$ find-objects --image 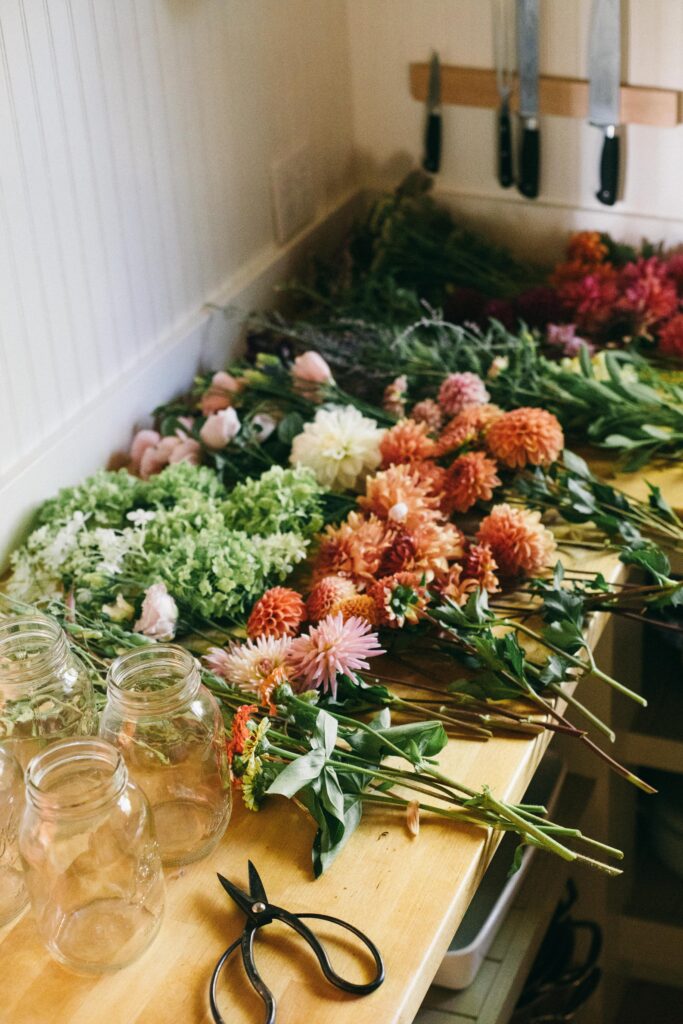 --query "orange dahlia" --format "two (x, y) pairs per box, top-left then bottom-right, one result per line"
(476, 504), (556, 578)
(438, 564), (480, 607)
(410, 520), (466, 578)
(410, 399), (444, 431)
(380, 418), (437, 467)
(306, 576), (358, 622)
(313, 512), (388, 585)
(247, 587), (306, 639)
(462, 542), (500, 593)
(360, 464), (441, 532)
(368, 572), (430, 628)
(411, 460), (450, 510)
(445, 452), (501, 514)
(330, 594), (379, 625)
(438, 404), (503, 454)
(486, 407), (564, 469)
